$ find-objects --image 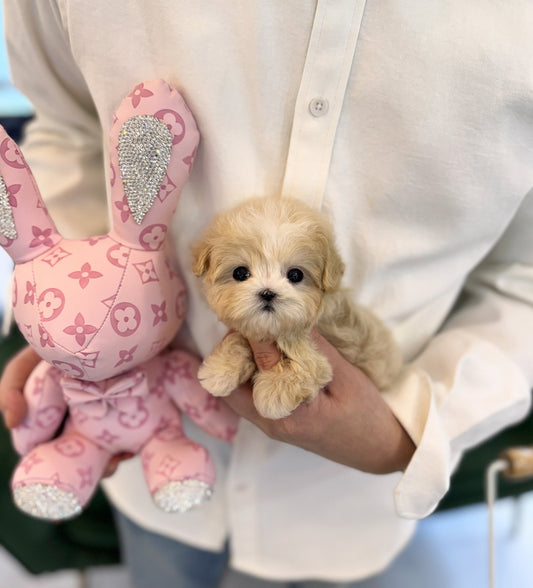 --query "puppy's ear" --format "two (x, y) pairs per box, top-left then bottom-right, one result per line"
(192, 240), (211, 276)
(321, 238), (345, 293)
